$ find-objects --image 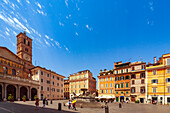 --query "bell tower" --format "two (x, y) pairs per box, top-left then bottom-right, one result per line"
(17, 31), (34, 74)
